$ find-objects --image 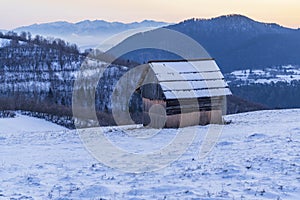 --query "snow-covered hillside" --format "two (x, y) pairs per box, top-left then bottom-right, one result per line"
(1, 109), (300, 199)
(0, 37), (132, 114)
(226, 65), (300, 86)
(0, 38), (10, 47)
(225, 65), (300, 109)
